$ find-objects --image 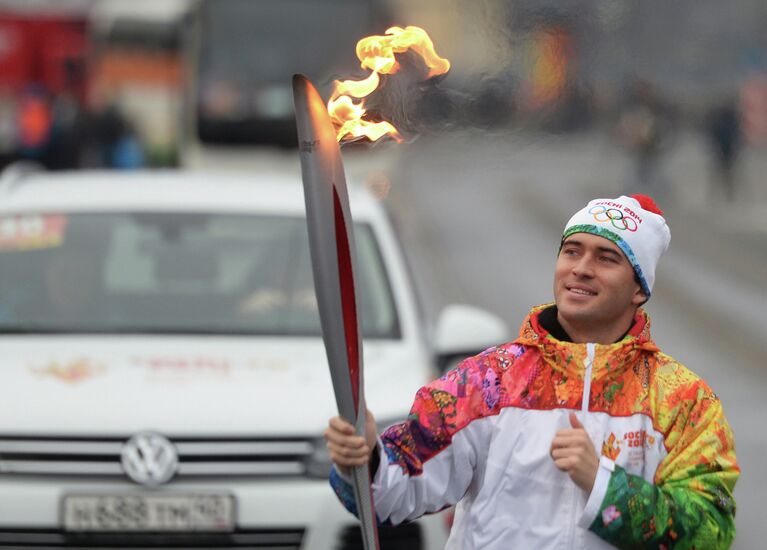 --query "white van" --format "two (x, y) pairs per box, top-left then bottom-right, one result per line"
(0, 168), (508, 549)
